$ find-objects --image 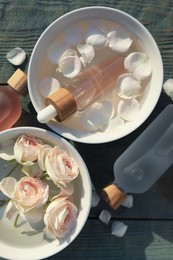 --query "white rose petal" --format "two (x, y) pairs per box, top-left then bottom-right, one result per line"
(116, 73), (141, 99)
(163, 79), (173, 99)
(85, 26), (107, 48)
(121, 195), (133, 208)
(77, 44), (95, 64)
(0, 177), (16, 198)
(117, 99), (140, 121)
(99, 209), (112, 225)
(59, 55), (82, 78)
(111, 221), (128, 237)
(80, 101), (114, 132)
(107, 29), (132, 53)
(22, 207), (45, 223)
(6, 47), (26, 65)
(124, 52), (152, 80)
